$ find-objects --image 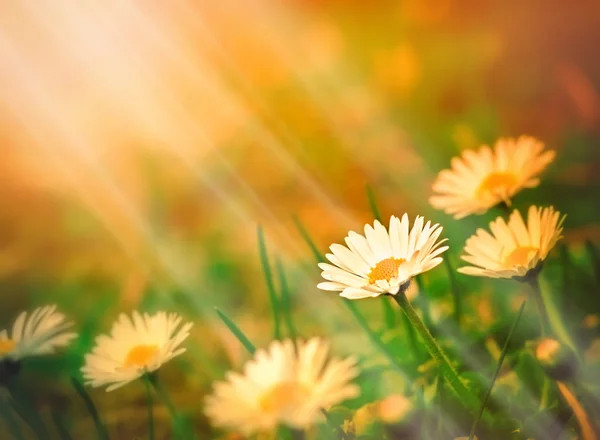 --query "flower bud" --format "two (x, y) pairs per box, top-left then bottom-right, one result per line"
(535, 338), (579, 381)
